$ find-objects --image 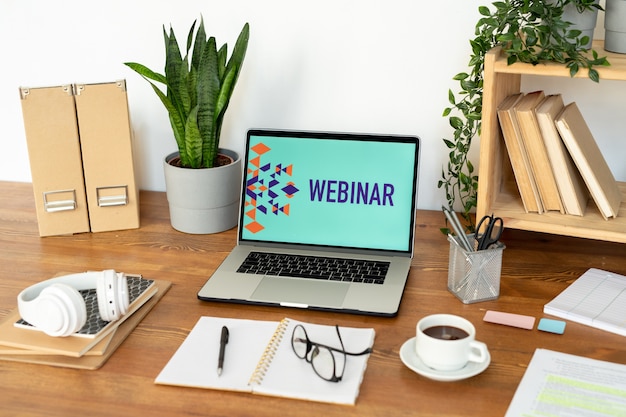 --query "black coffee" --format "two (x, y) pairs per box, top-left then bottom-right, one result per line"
(423, 325), (469, 340)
